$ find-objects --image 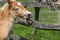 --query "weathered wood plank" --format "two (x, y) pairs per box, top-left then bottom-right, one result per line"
(21, 1), (41, 7)
(21, 1), (55, 7)
(10, 34), (29, 40)
(32, 20), (60, 30)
